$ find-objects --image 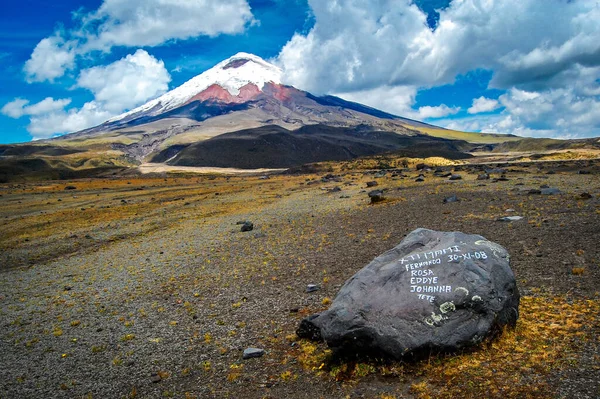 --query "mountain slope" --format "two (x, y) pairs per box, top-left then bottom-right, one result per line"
(19, 52), (521, 173)
(151, 124), (471, 169)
